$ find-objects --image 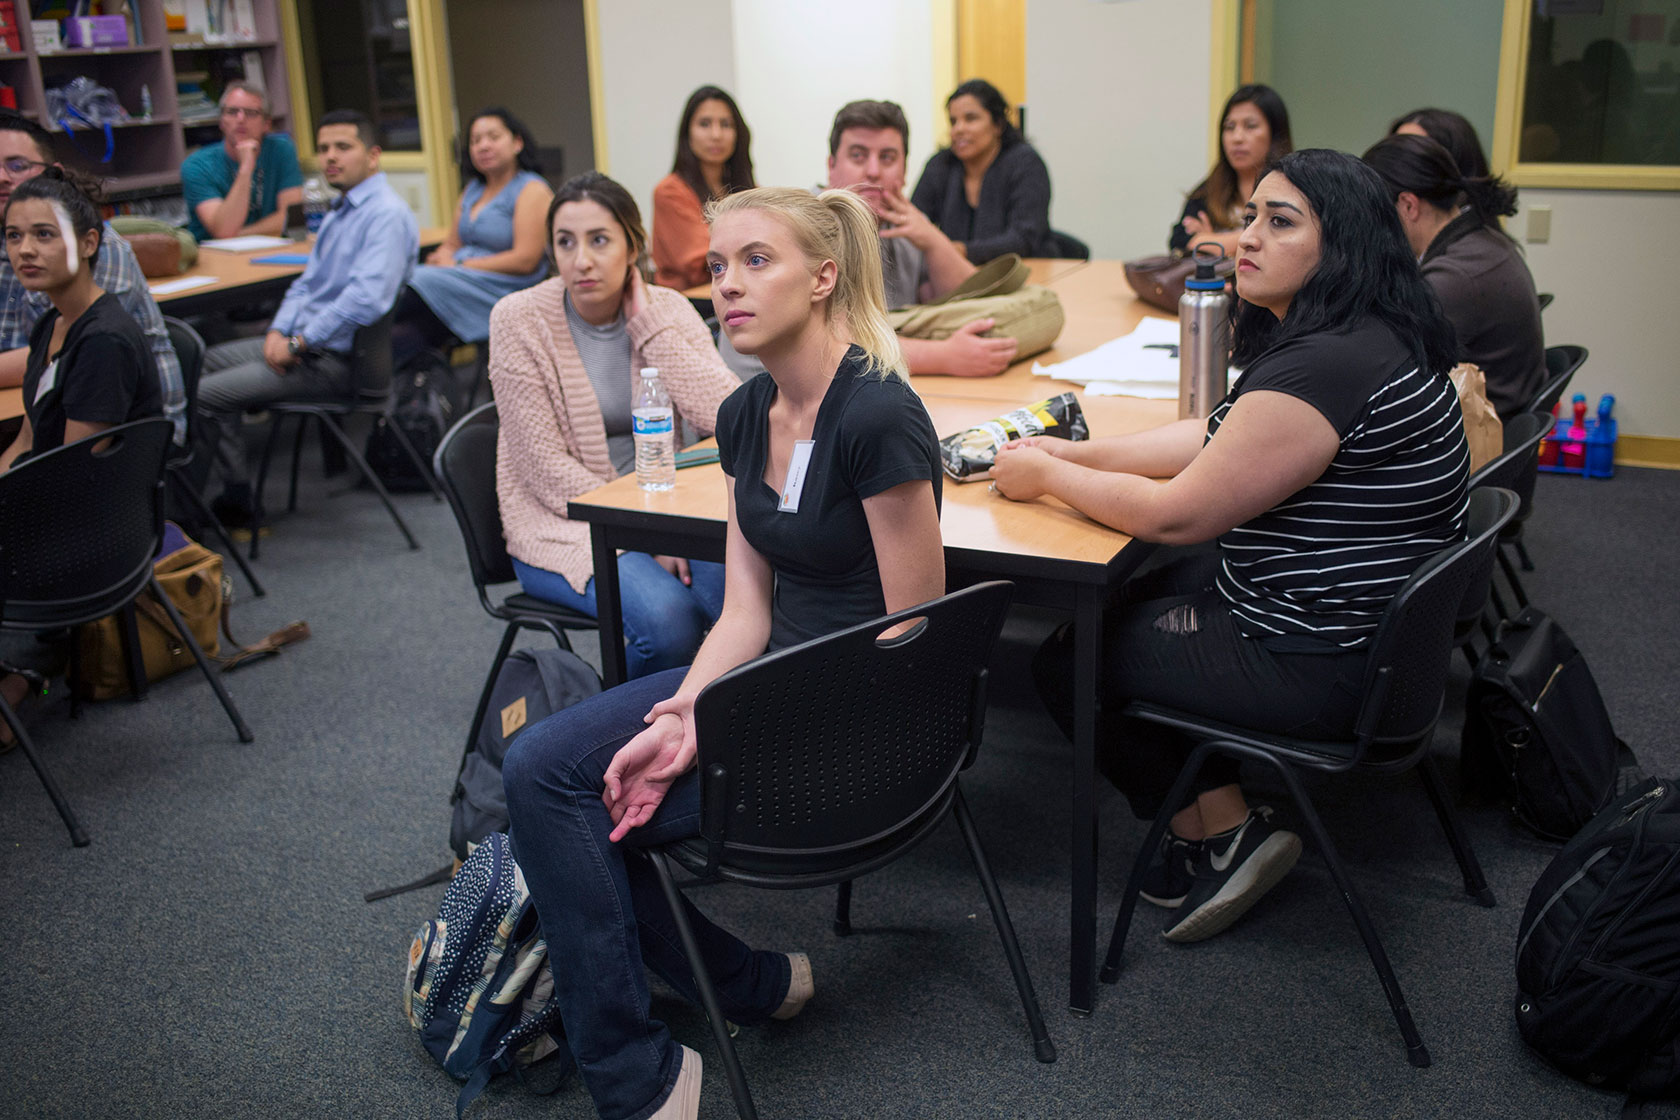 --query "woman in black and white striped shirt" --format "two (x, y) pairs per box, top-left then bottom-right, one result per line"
(992, 149), (1468, 943)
